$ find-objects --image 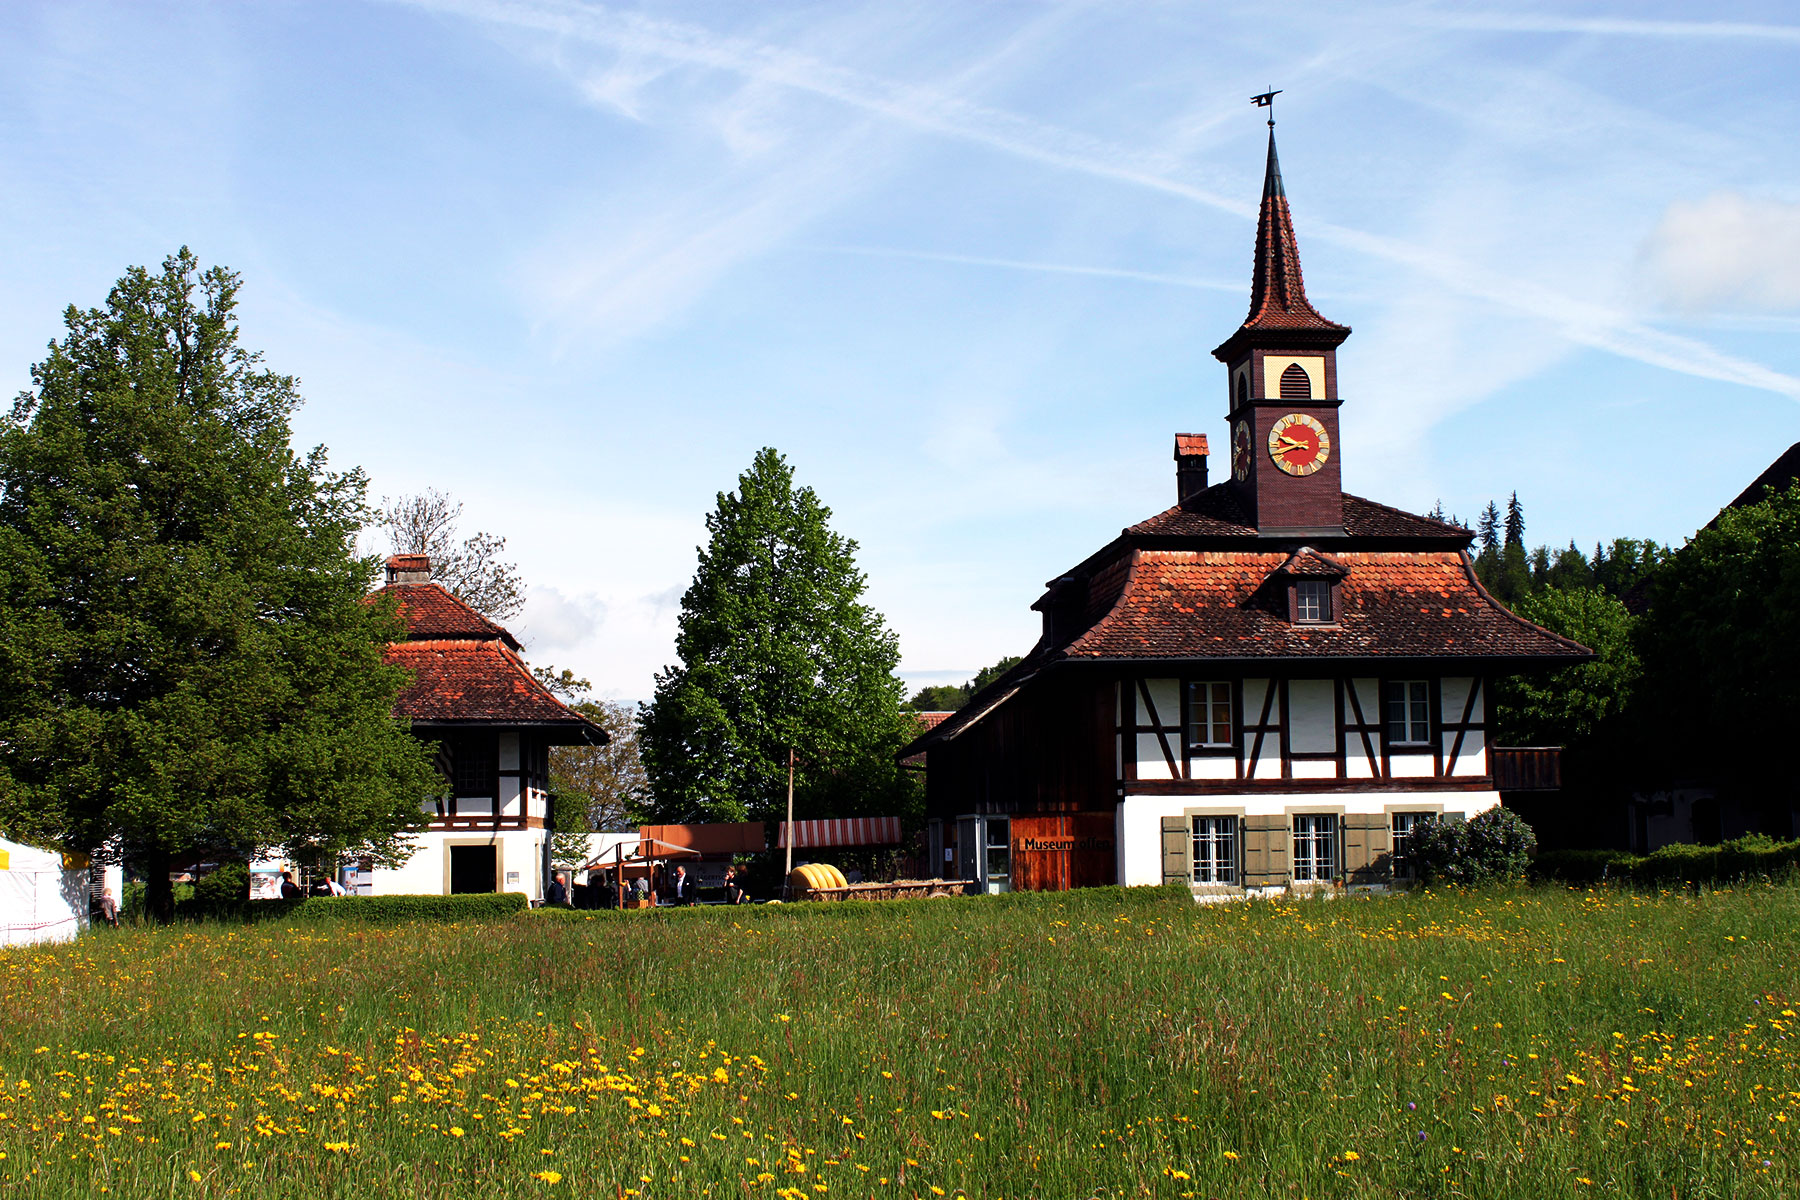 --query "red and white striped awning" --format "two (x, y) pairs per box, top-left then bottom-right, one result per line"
(778, 817), (903, 849)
